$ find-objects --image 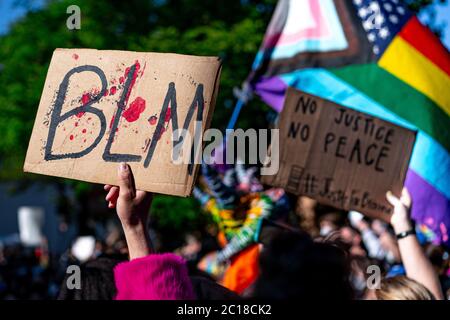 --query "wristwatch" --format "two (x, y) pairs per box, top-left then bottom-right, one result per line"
(396, 229), (415, 240)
